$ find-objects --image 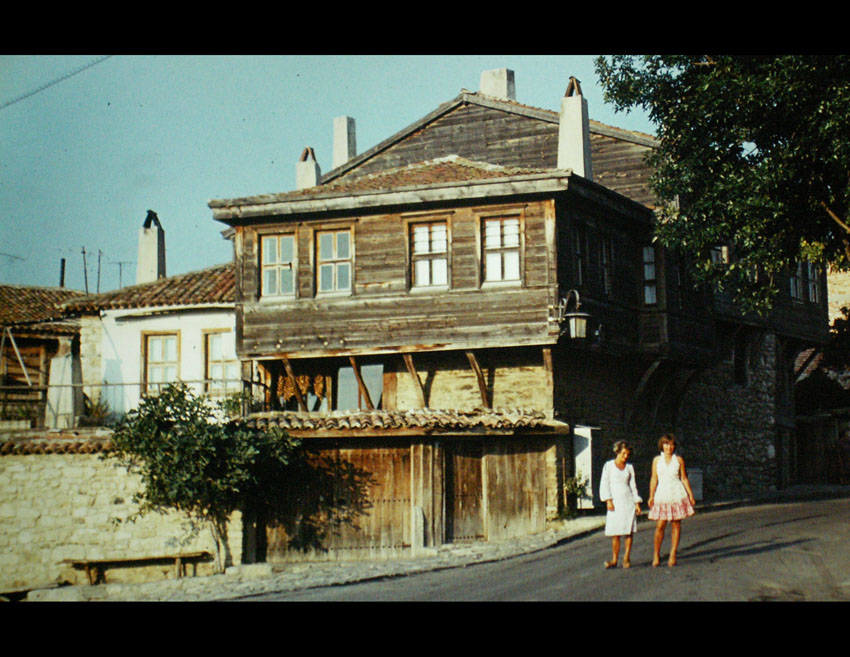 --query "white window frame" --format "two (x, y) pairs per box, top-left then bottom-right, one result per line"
(482, 215), (521, 284)
(261, 234), (296, 298)
(410, 221), (449, 289)
(316, 229), (353, 295)
(204, 330), (241, 397)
